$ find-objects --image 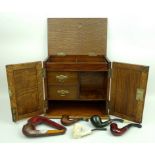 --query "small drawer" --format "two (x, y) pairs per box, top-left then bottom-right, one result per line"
(47, 72), (78, 84)
(47, 85), (78, 100)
